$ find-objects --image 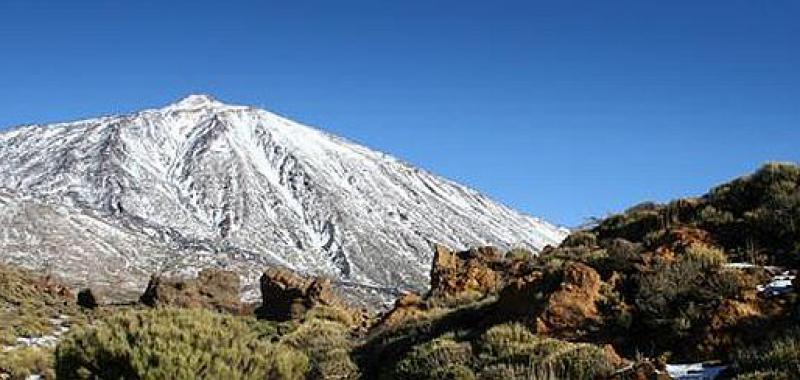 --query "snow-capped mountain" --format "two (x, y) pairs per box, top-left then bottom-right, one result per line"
(0, 95), (567, 300)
